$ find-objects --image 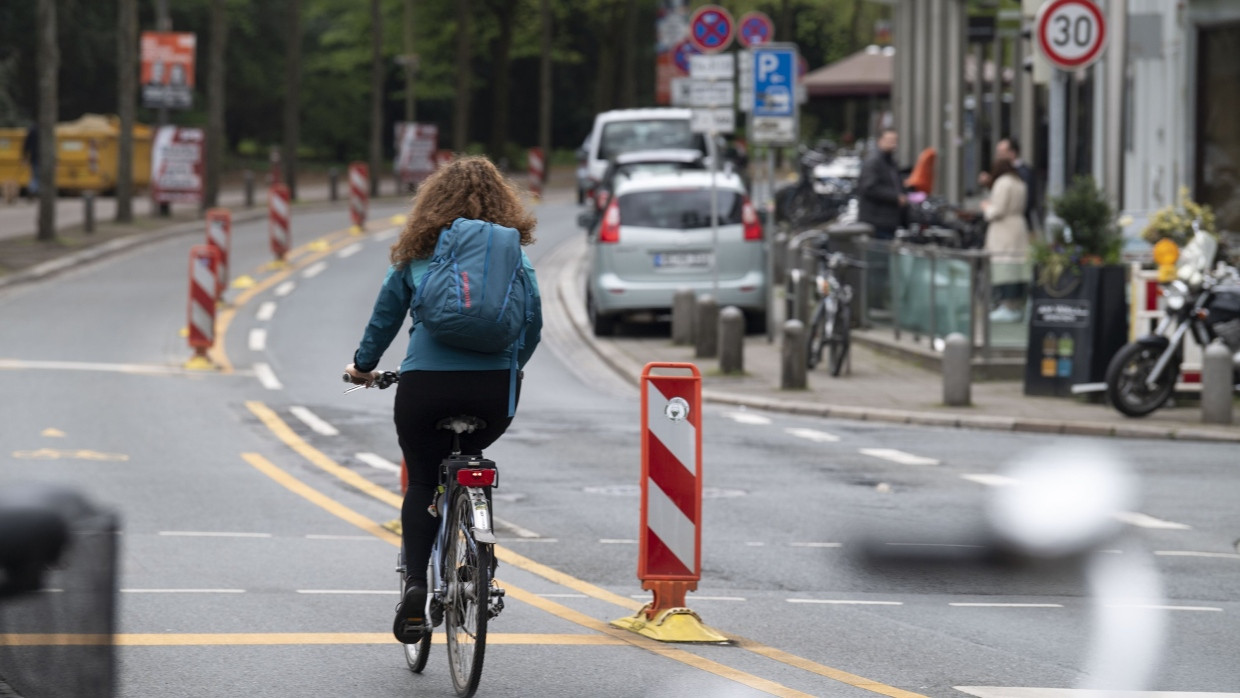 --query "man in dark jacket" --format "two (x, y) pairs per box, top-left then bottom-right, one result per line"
(858, 129), (905, 239)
